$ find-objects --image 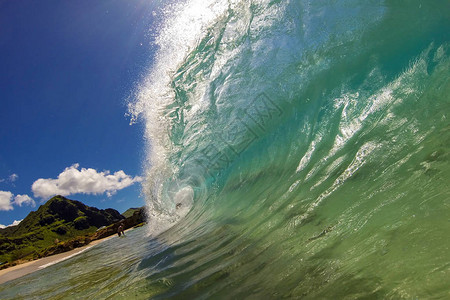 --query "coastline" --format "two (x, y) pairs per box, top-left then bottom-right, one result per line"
(0, 235), (113, 285)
